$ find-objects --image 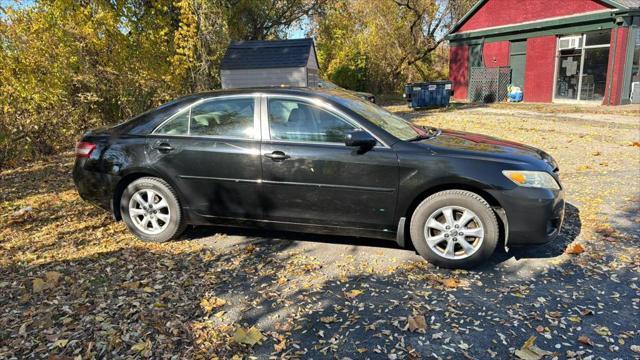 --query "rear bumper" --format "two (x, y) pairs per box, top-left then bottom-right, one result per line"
(72, 160), (119, 213)
(489, 186), (565, 245)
